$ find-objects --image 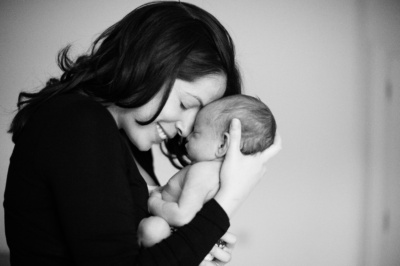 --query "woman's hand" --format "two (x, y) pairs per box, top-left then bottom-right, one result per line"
(215, 118), (282, 218)
(199, 232), (237, 266)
